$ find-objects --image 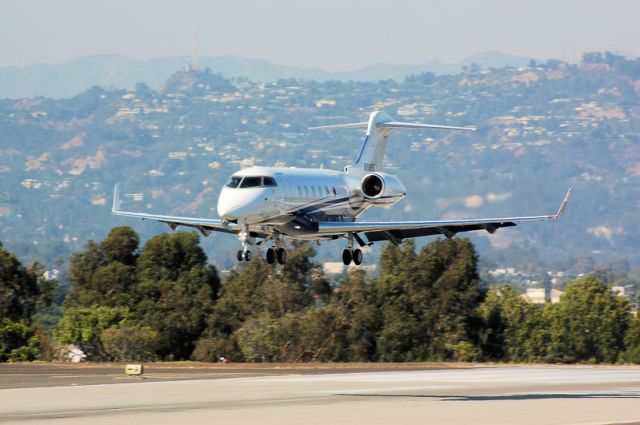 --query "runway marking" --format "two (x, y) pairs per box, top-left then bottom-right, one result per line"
(0, 396), (338, 421)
